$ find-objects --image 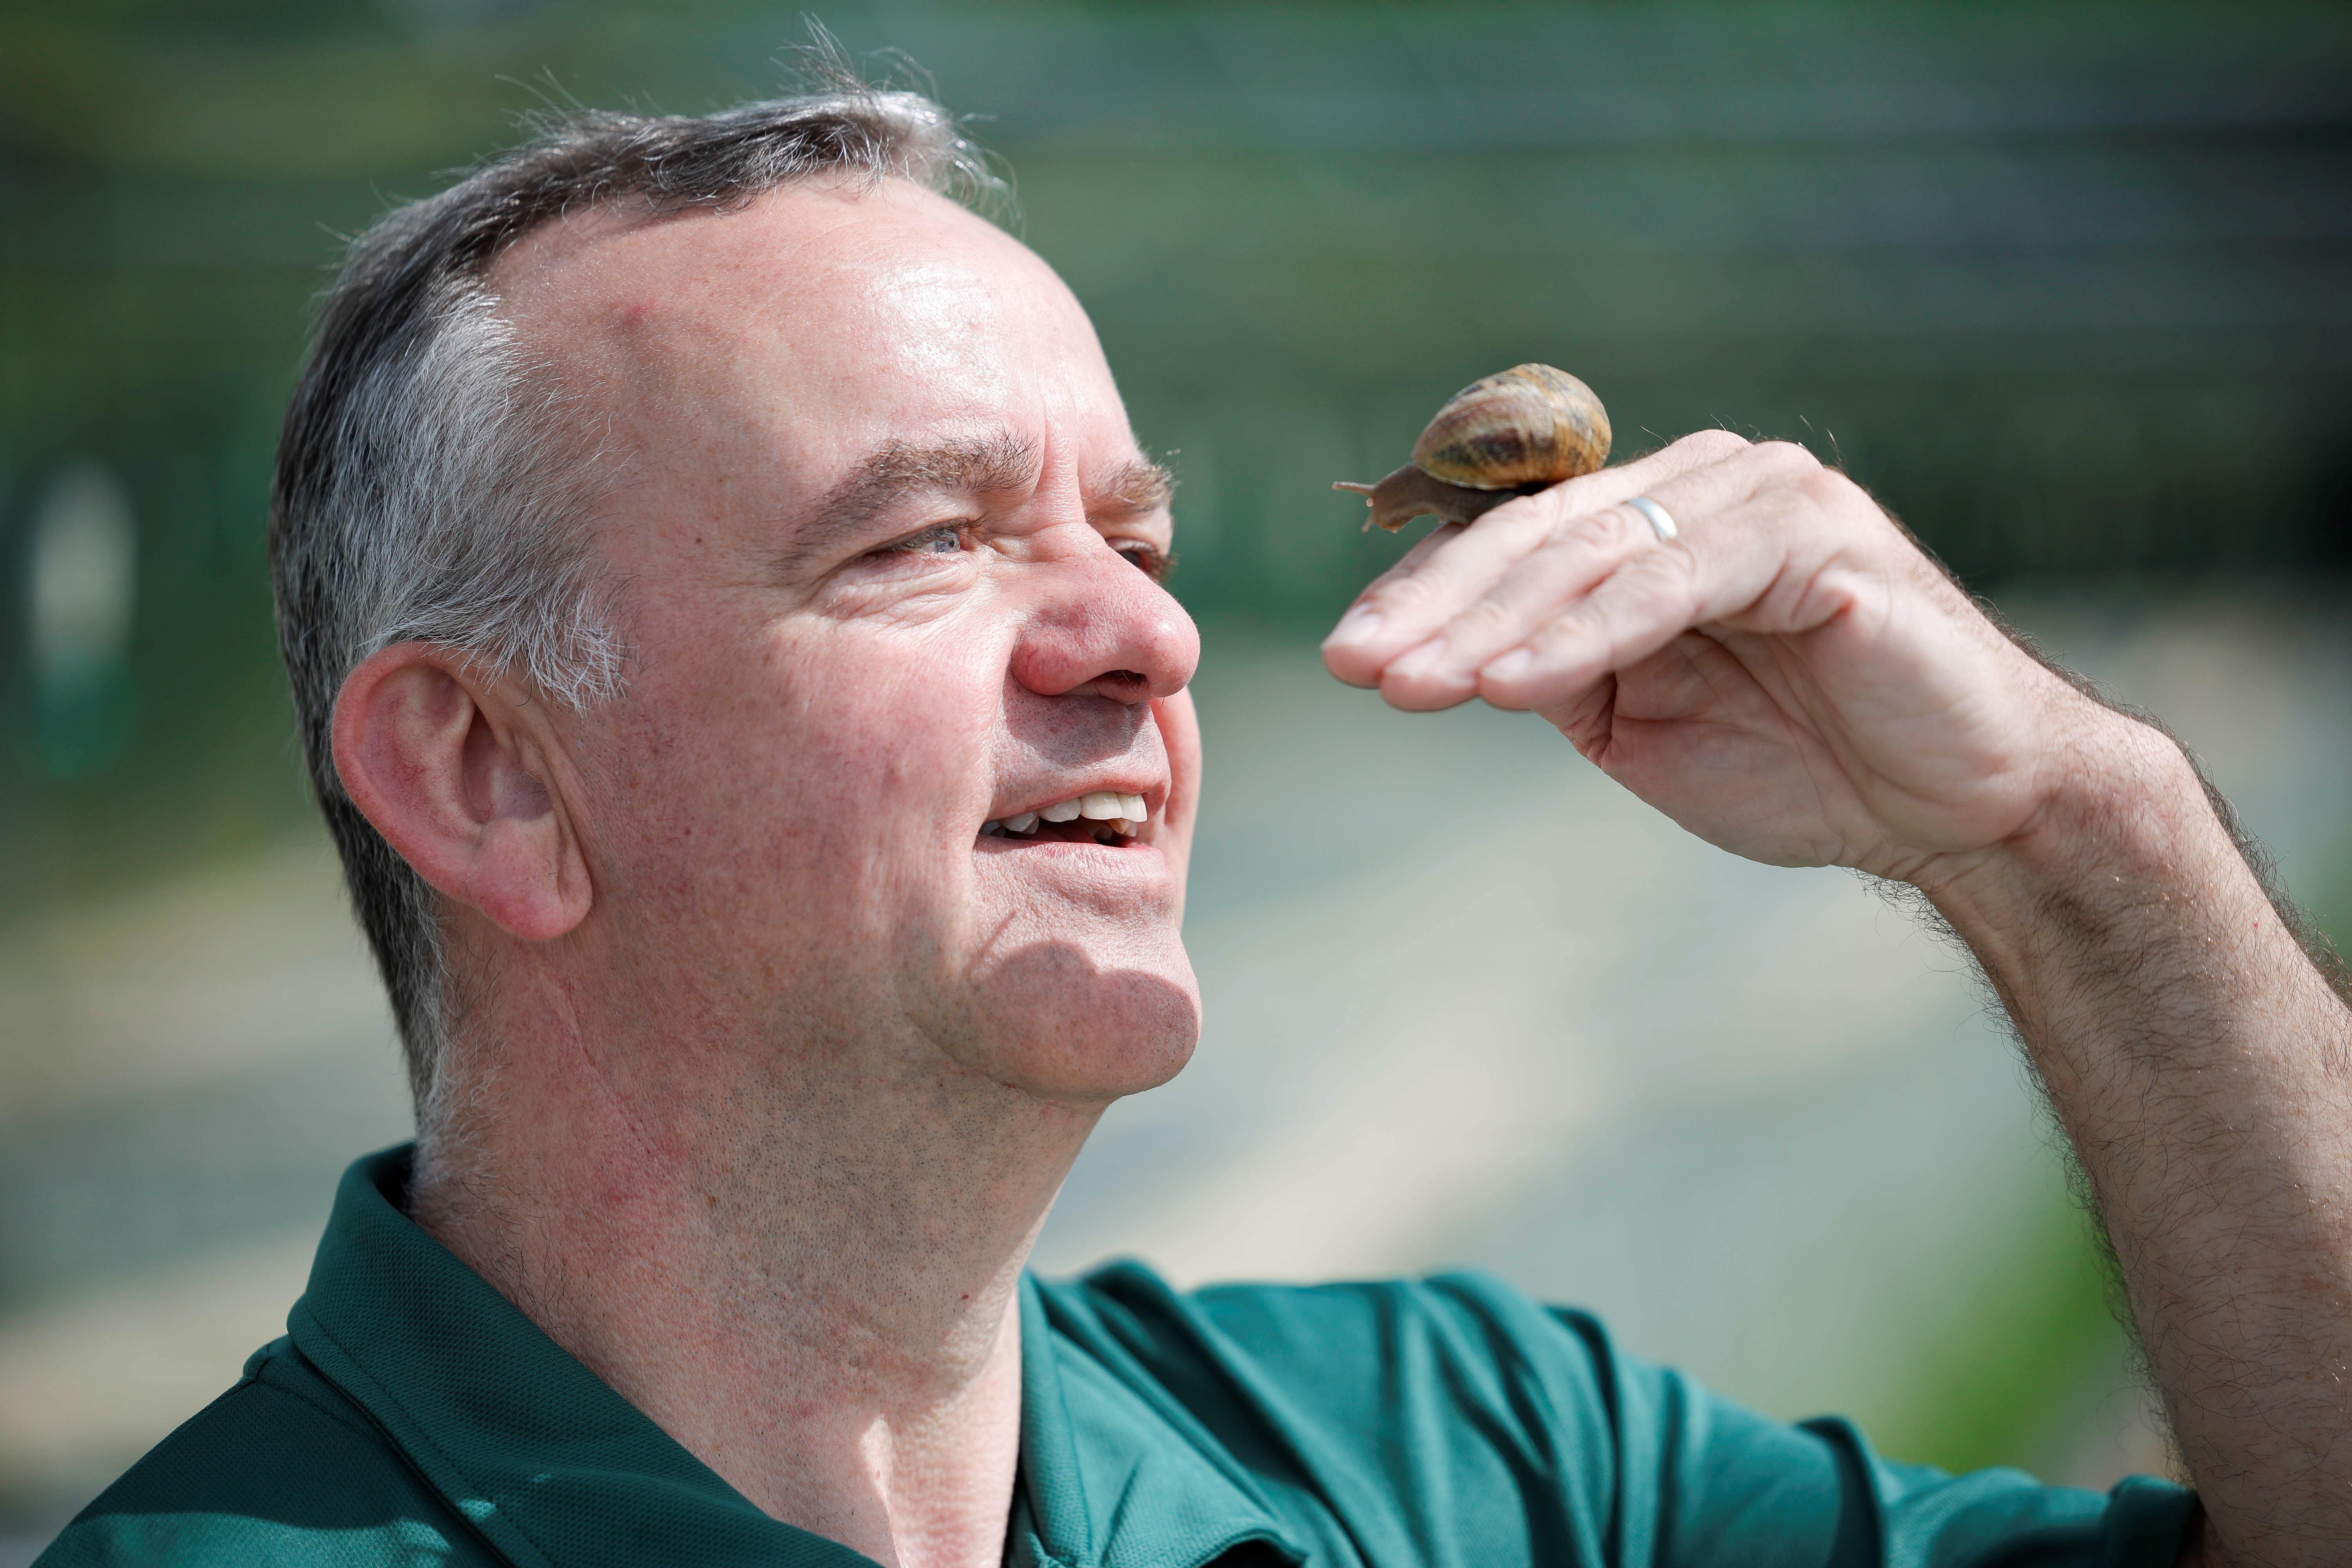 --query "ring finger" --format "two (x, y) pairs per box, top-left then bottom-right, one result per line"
(1374, 457), (1769, 711)
(1376, 503), (1659, 710)
(1324, 432), (1760, 688)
